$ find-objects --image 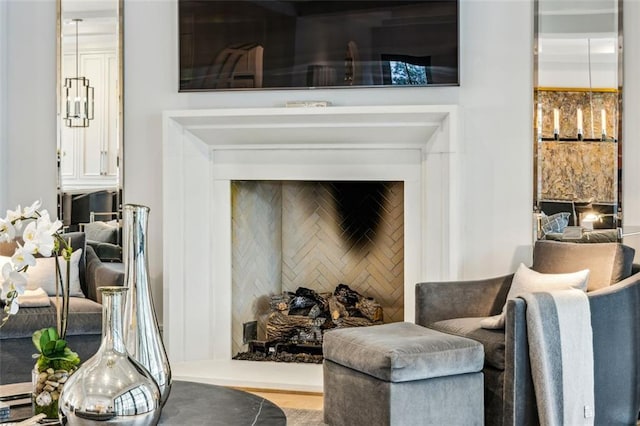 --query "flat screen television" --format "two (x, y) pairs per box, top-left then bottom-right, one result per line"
(179, 0), (459, 91)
